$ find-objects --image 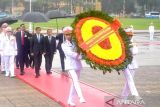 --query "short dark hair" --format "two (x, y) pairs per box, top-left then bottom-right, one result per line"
(35, 27), (41, 30)
(16, 27), (20, 30)
(20, 24), (25, 27)
(47, 29), (52, 32)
